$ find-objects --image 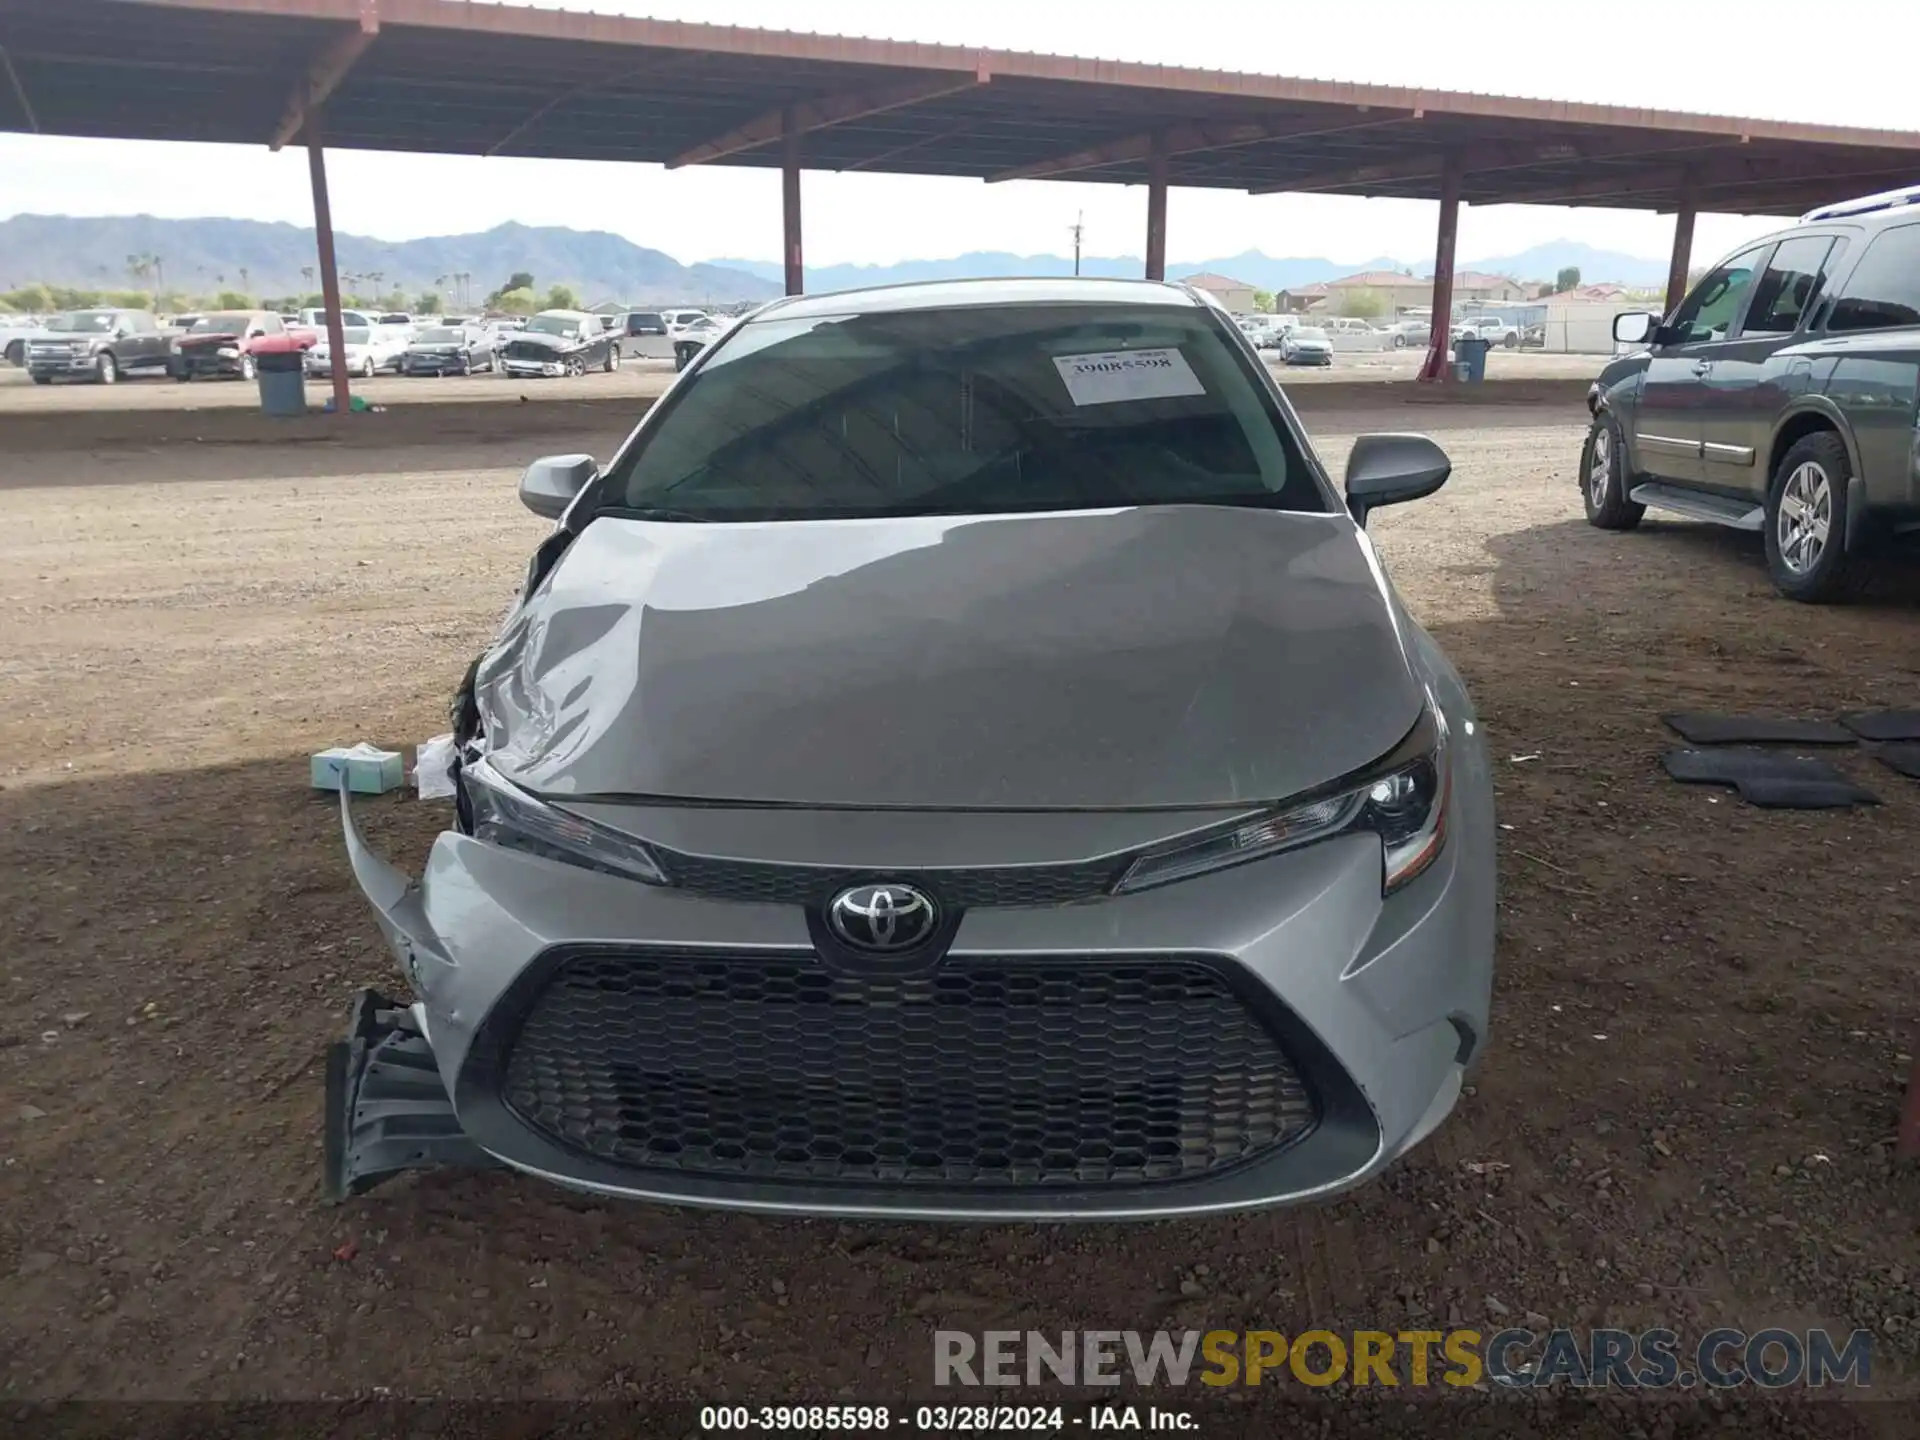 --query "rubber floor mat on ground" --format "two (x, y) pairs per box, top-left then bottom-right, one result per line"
(1661, 748), (1881, 808)
(1663, 712), (1857, 745)
(1841, 709), (1920, 742)
(1876, 742), (1920, 780)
